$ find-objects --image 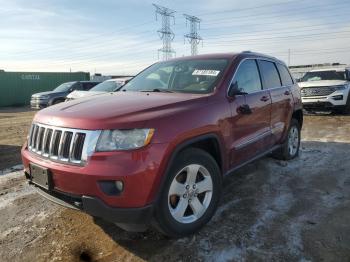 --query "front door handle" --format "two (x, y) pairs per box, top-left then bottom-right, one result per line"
(284, 90), (290, 95)
(260, 96), (270, 102)
(237, 104), (252, 114)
